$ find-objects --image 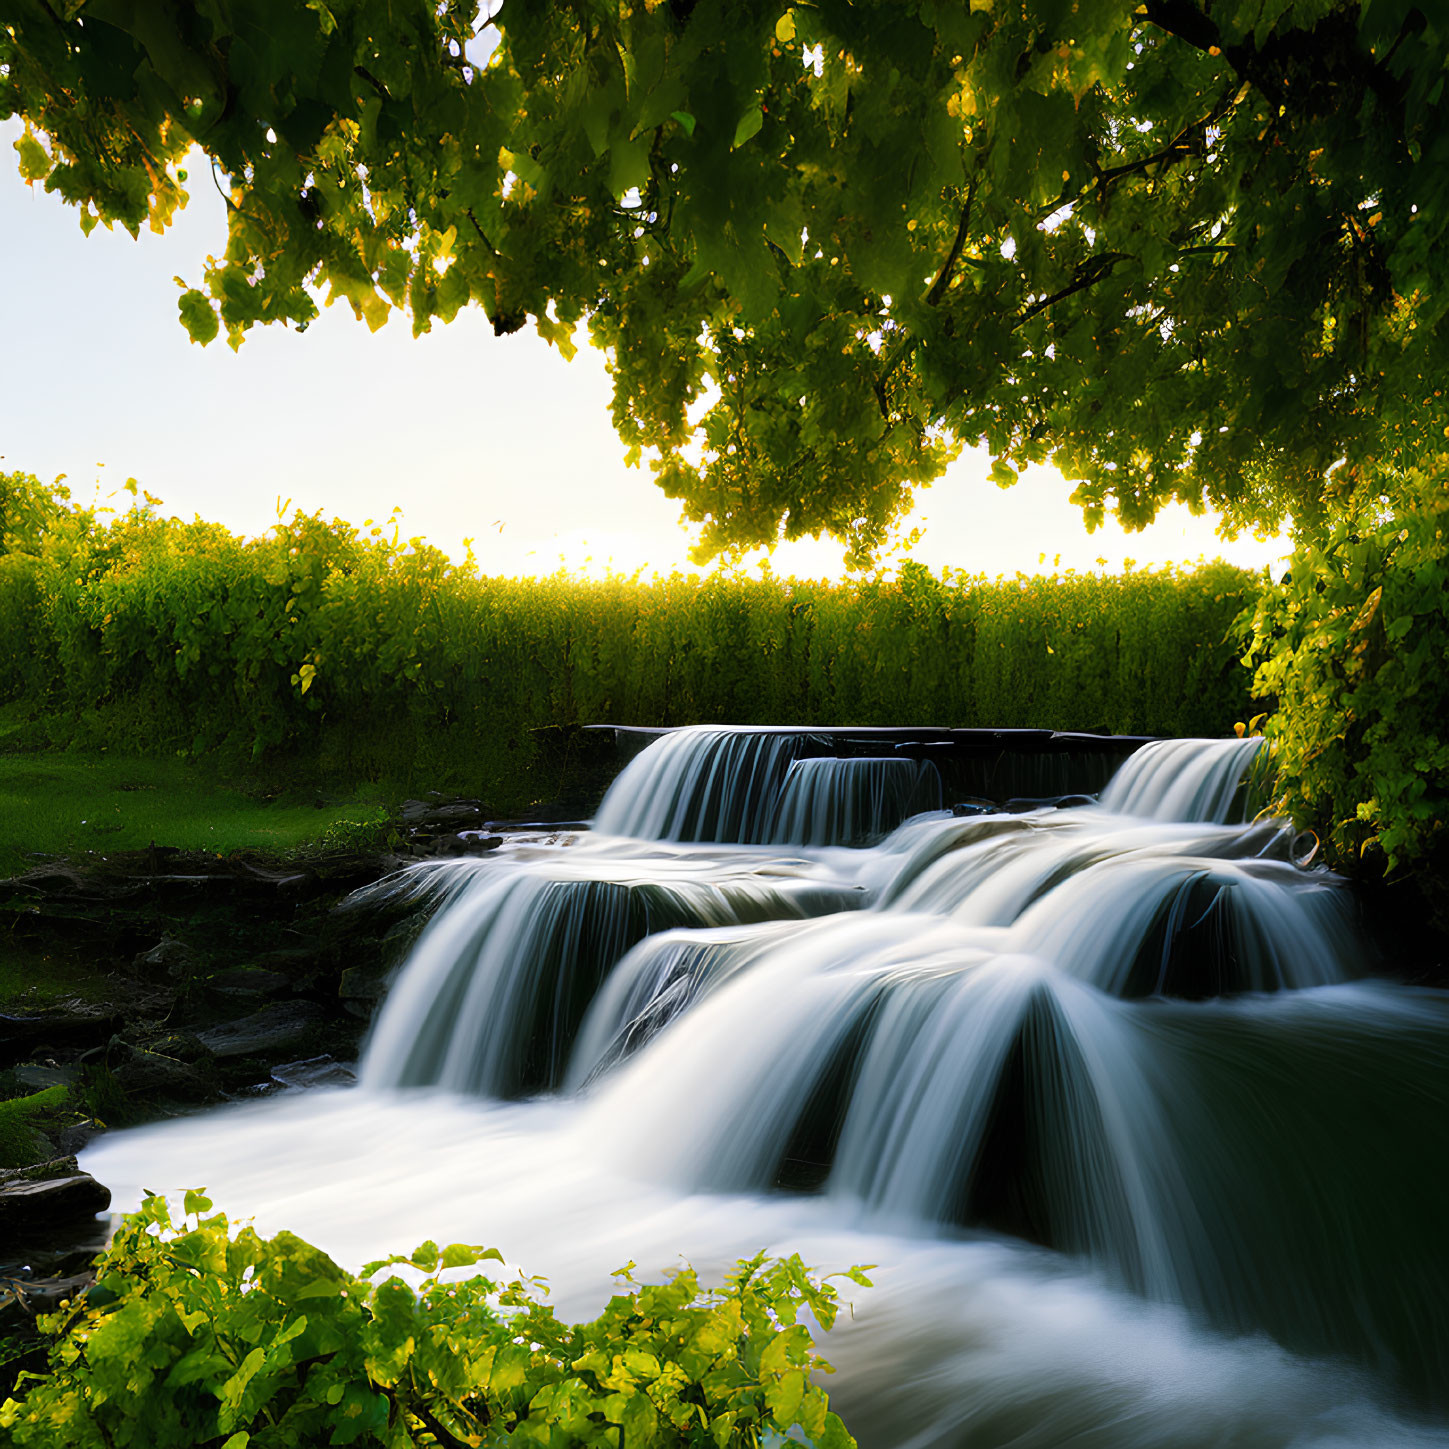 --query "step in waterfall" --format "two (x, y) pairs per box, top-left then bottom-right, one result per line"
(84, 728), (1449, 1449)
